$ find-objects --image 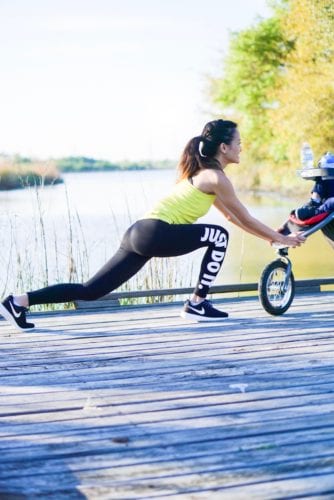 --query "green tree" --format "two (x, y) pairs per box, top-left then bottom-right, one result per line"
(269, 0), (334, 163)
(211, 4), (291, 163)
(211, 0), (334, 190)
